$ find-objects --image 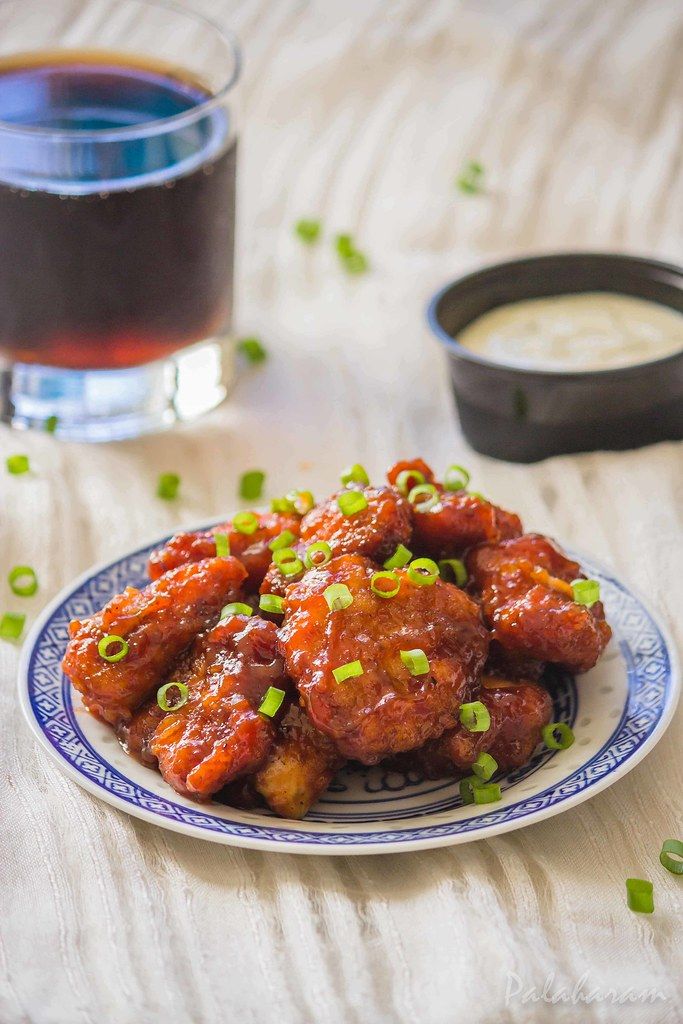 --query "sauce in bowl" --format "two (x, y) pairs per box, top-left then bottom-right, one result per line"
(456, 292), (683, 372)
